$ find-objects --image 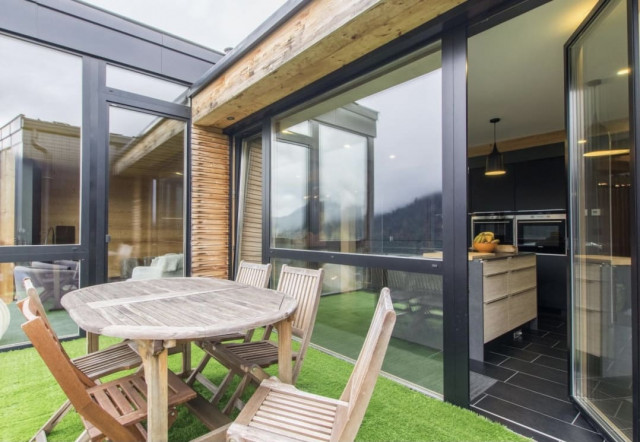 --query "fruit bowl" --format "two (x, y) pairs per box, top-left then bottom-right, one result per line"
(473, 242), (497, 253)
